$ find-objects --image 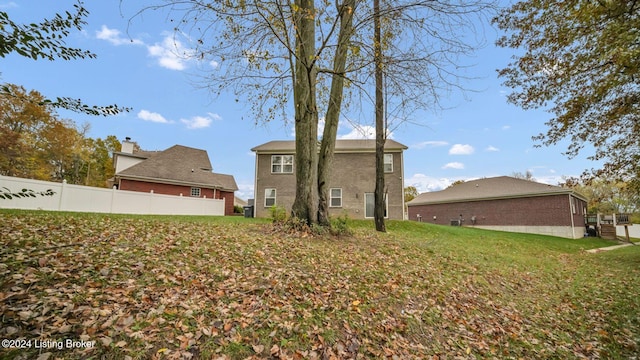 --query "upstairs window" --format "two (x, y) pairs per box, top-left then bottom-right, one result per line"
(272, 155), (293, 173)
(384, 153), (393, 173)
